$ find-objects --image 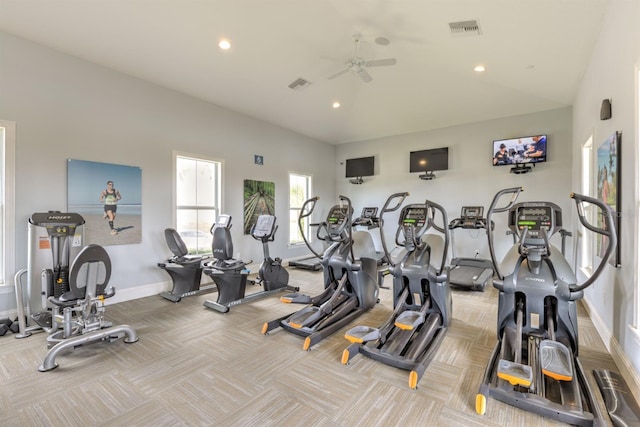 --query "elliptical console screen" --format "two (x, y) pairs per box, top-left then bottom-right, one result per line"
(402, 207), (427, 228)
(327, 206), (349, 234)
(516, 206), (552, 236)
